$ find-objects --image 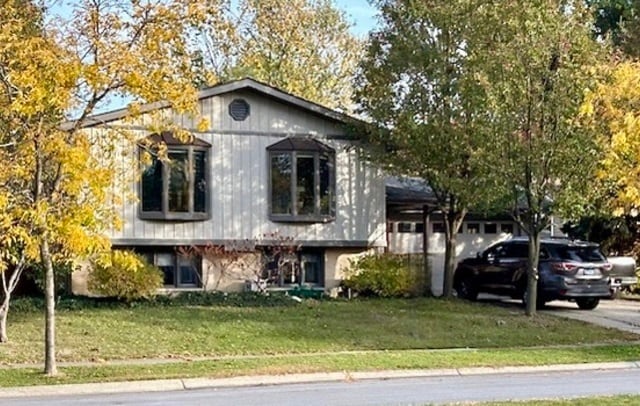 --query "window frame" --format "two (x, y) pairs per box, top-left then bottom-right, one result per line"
(397, 222), (413, 233)
(261, 249), (324, 287)
(484, 223), (497, 234)
(138, 141), (211, 222)
(267, 139), (336, 223)
(141, 250), (202, 289)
